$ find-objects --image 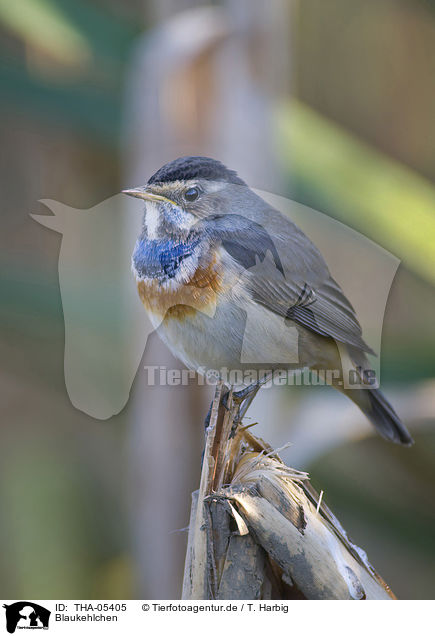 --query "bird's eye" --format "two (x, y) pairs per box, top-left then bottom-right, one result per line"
(184, 186), (200, 202)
